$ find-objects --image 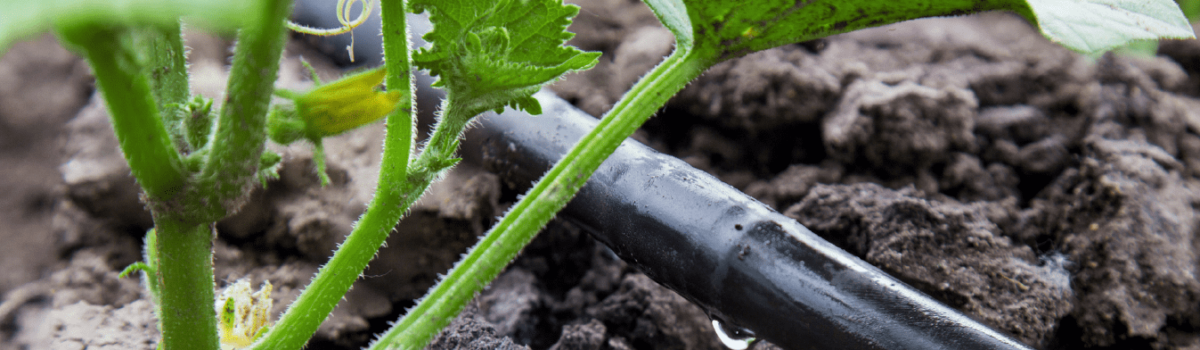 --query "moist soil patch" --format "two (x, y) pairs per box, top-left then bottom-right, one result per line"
(3, 1), (1200, 349)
